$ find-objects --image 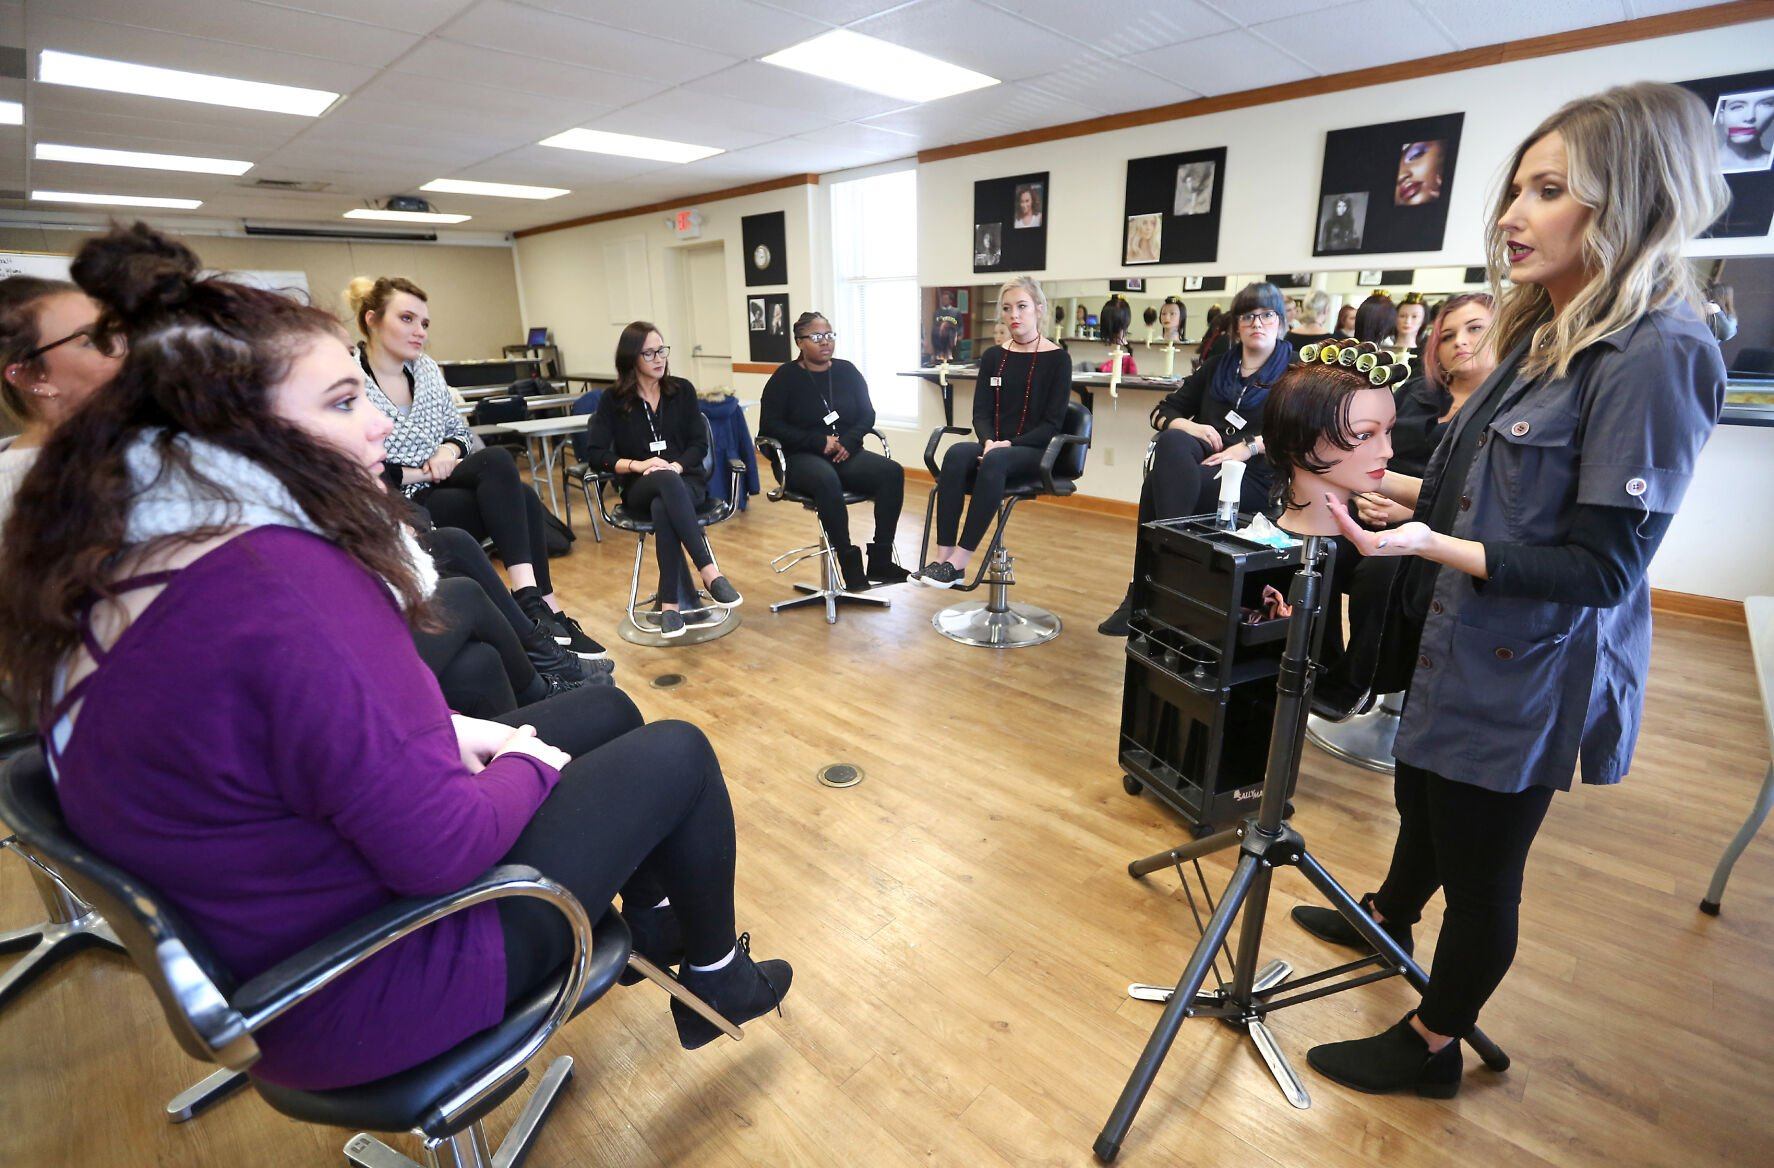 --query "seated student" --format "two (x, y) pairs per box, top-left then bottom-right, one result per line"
(759, 312), (909, 591)
(1333, 302), (1358, 339)
(1382, 294), (1496, 482)
(346, 276), (604, 658)
(1094, 296), (1139, 374)
(1099, 282), (1295, 634)
(0, 223), (791, 1091)
(916, 276), (1071, 588)
(0, 277), (123, 521)
(584, 322), (742, 638)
